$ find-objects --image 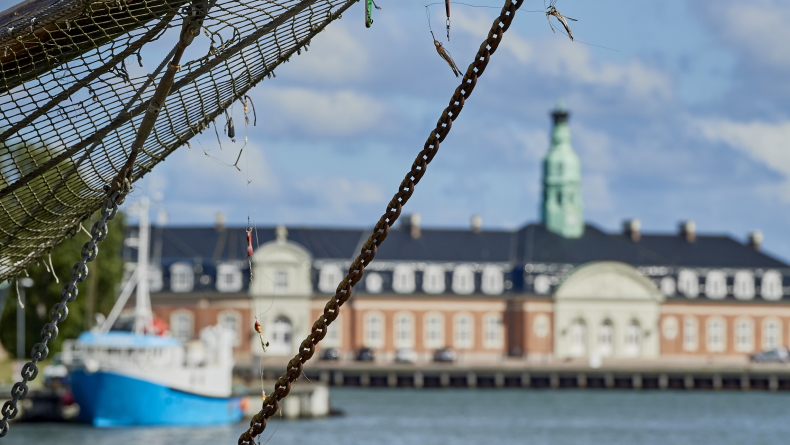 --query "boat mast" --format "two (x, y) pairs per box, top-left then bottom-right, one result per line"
(133, 197), (153, 334)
